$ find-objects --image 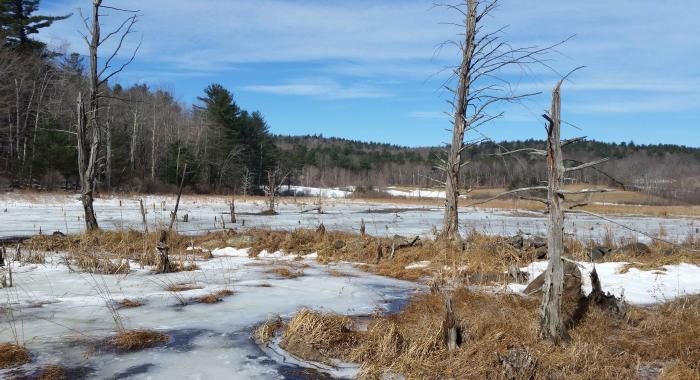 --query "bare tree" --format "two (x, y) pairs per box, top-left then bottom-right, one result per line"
(436, 0), (567, 239)
(76, 0), (140, 230)
(264, 167), (289, 213)
(539, 78), (568, 344)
